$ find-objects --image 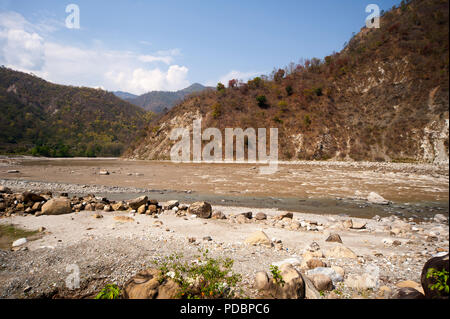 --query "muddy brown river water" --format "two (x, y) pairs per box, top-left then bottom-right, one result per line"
(1, 157), (448, 220)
